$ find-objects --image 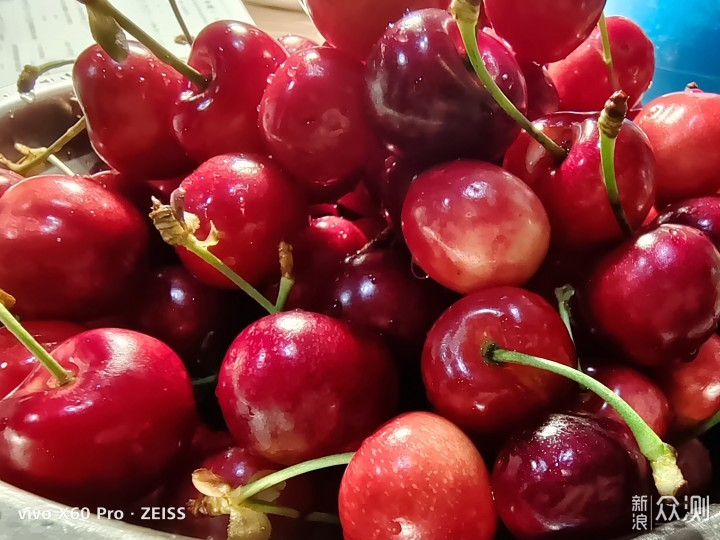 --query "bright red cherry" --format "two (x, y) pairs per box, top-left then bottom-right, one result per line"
(173, 21), (288, 164)
(278, 34), (320, 55)
(588, 224), (720, 367)
(422, 287), (576, 438)
(0, 170), (23, 198)
(177, 154), (307, 288)
(73, 42), (192, 179)
(0, 175), (148, 321)
(217, 311), (398, 465)
(653, 197), (720, 251)
(484, 0), (605, 64)
(339, 411), (497, 540)
(548, 16), (655, 112)
(635, 91), (720, 204)
(521, 62), (561, 120)
(0, 329), (196, 507)
(402, 161), (550, 294)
